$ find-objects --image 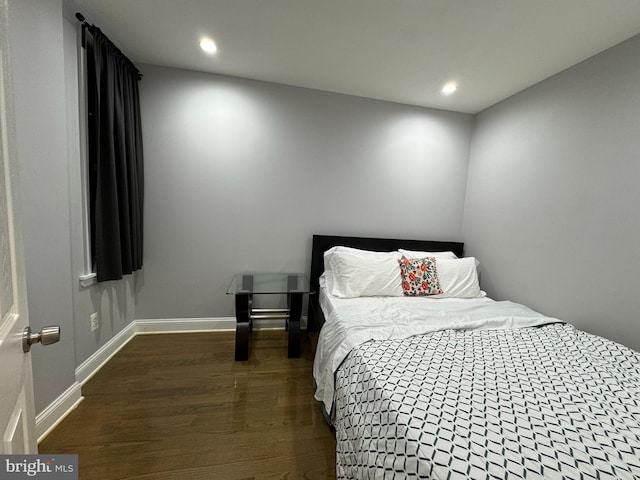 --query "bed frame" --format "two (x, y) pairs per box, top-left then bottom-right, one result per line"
(307, 234), (464, 331)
